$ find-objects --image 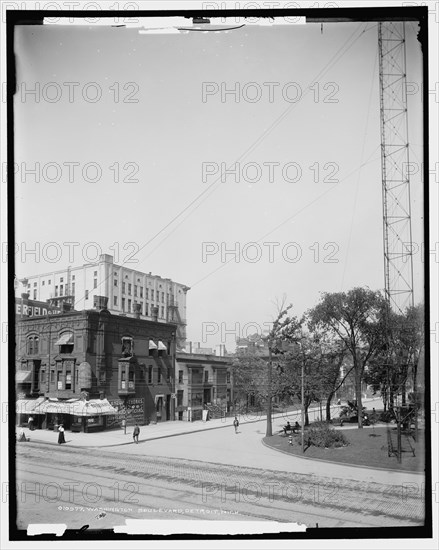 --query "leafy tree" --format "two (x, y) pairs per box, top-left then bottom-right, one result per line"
(311, 334), (351, 422)
(277, 334), (327, 426)
(308, 287), (387, 428)
(364, 302), (424, 411)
